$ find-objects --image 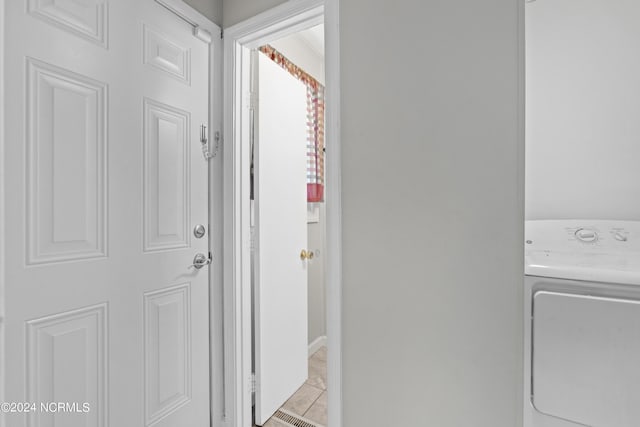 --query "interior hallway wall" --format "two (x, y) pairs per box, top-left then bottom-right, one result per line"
(223, 0), (287, 27)
(306, 204), (326, 345)
(340, 1), (523, 425)
(184, 0), (223, 26)
(525, 0), (640, 220)
(222, 1), (525, 426)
